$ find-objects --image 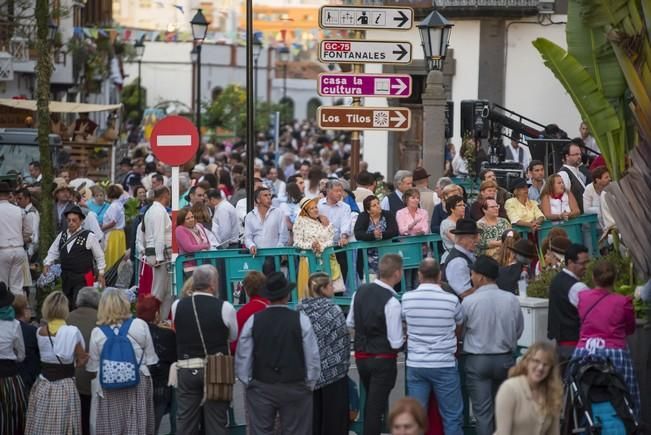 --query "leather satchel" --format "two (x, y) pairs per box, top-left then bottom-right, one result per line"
(192, 294), (235, 403)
